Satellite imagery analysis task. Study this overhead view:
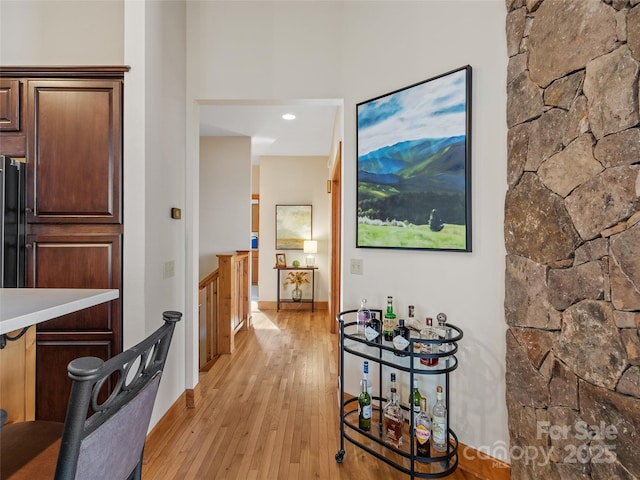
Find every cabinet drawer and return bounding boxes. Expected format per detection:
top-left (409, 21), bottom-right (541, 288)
top-left (0, 134), bottom-right (26, 157)
top-left (0, 79), bottom-right (20, 131)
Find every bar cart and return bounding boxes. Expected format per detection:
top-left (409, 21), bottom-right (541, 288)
top-left (335, 309), bottom-right (463, 479)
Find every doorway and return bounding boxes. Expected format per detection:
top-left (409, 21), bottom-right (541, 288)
top-left (196, 100), bottom-right (344, 367)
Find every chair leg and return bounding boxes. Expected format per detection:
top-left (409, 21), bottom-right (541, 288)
top-left (128, 452), bottom-right (143, 480)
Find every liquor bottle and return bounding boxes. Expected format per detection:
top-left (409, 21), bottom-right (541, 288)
top-left (432, 386), bottom-right (448, 452)
top-left (356, 298), bottom-right (371, 337)
top-left (383, 381), bottom-right (403, 447)
top-left (358, 366), bottom-right (372, 431)
top-left (408, 306), bottom-right (420, 356)
top-left (415, 397), bottom-right (431, 460)
top-left (392, 319), bottom-right (410, 356)
top-left (412, 335), bottom-right (422, 356)
top-left (366, 312), bottom-right (381, 344)
top-left (436, 312), bottom-right (448, 336)
top-left (382, 296), bottom-right (397, 341)
top-left (385, 372), bottom-right (398, 408)
top-left (361, 361), bottom-right (372, 397)
top-left (437, 312), bottom-right (452, 366)
top-left (409, 379), bottom-right (422, 427)
top-left (420, 317), bottom-right (439, 367)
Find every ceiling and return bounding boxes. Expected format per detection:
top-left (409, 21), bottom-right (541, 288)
top-left (199, 100), bottom-right (341, 164)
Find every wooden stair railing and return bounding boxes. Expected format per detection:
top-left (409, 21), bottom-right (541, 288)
top-left (217, 251), bottom-right (250, 354)
top-left (198, 268), bottom-right (219, 371)
top-left (198, 250), bottom-right (251, 369)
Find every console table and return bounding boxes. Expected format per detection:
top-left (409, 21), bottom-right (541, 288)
top-left (274, 266), bottom-right (317, 312)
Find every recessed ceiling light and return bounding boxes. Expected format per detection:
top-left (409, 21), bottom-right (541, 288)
top-left (282, 113), bottom-right (296, 120)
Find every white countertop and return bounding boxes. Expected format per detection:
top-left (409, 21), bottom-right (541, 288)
top-left (0, 288), bottom-right (119, 335)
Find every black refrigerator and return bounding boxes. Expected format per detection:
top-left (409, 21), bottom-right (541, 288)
top-left (1, 155), bottom-right (26, 288)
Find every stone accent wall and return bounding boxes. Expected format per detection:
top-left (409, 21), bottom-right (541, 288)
top-left (505, 0), bottom-right (640, 479)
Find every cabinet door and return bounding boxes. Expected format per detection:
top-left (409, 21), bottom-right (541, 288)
top-left (0, 79), bottom-right (20, 131)
top-left (26, 230), bottom-right (122, 421)
top-left (0, 79), bottom-right (26, 156)
top-left (251, 250), bottom-right (259, 284)
top-left (251, 203), bottom-right (259, 231)
top-left (26, 79), bottom-right (122, 224)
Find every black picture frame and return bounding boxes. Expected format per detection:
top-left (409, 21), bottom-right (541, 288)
top-left (356, 65), bottom-right (472, 252)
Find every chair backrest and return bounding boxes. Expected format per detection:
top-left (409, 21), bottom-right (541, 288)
top-left (54, 310), bottom-right (182, 480)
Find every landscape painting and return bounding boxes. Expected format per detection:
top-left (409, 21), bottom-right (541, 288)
top-left (356, 65), bottom-right (472, 251)
top-left (276, 205), bottom-right (312, 250)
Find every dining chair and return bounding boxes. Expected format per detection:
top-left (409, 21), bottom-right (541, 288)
top-left (0, 310), bottom-right (182, 480)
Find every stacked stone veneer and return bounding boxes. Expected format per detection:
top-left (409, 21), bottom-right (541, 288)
top-left (505, 0), bottom-right (640, 479)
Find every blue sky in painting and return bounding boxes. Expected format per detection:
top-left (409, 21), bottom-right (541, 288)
top-left (357, 69), bottom-right (467, 157)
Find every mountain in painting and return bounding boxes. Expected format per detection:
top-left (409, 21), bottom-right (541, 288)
top-left (358, 136), bottom-right (466, 194)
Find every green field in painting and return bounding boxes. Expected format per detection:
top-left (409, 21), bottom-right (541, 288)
top-left (357, 223), bottom-right (467, 250)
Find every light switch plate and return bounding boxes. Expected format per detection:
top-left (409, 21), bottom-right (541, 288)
top-left (163, 260), bottom-right (175, 279)
top-left (350, 259), bottom-right (363, 275)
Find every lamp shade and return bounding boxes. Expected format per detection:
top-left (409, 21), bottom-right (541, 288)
top-left (303, 240), bottom-right (317, 254)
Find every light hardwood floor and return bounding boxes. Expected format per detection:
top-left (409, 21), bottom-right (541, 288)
top-left (143, 308), bottom-right (488, 480)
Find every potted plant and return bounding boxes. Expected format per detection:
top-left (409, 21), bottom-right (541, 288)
top-left (285, 271), bottom-right (309, 302)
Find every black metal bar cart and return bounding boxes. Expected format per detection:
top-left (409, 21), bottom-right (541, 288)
top-left (335, 309), bottom-right (463, 479)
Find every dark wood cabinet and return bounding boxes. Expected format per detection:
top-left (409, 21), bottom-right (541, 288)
top-left (1, 66), bottom-right (127, 422)
top-left (0, 78), bottom-right (20, 131)
top-left (26, 228), bottom-right (122, 421)
top-left (35, 341), bottom-right (113, 421)
top-left (26, 79), bottom-right (122, 224)
top-left (25, 230), bottom-right (122, 322)
top-left (0, 78), bottom-right (26, 156)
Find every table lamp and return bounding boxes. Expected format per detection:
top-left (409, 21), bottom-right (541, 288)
top-left (303, 240), bottom-right (317, 267)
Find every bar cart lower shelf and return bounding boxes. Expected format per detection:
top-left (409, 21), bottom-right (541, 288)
top-left (335, 309), bottom-right (463, 479)
top-left (335, 402), bottom-right (459, 477)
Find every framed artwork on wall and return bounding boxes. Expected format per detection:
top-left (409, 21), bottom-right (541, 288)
top-left (356, 65), bottom-right (472, 252)
top-left (276, 204), bottom-right (312, 250)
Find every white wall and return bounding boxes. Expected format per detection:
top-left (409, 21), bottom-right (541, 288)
top-left (186, 0), bottom-right (508, 459)
top-left (259, 156), bottom-right (331, 303)
top-left (140, 0), bottom-right (187, 426)
top-left (123, 0), bottom-right (146, 347)
top-left (251, 165), bottom-right (260, 196)
top-left (199, 136), bottom-right (252, 279)
top-left (0, 0), bottom-right (123, 64)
